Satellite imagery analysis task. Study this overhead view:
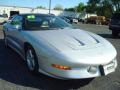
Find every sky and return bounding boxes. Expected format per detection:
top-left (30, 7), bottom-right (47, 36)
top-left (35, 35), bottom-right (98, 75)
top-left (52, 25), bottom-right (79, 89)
top-left (0, 0), bottom-right (88, 9)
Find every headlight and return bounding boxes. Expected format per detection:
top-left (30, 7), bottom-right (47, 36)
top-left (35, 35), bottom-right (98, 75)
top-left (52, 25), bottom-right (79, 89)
top-left (52, 64), bottom-right (71, 70)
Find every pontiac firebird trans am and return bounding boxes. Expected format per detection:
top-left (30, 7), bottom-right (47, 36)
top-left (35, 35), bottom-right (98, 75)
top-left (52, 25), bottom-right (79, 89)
top-left (3, 14), bottom-right (117, 79)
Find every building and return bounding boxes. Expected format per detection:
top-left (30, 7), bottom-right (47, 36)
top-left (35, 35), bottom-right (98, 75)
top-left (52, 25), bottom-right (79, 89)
top-left (0, 5), bottom-right (80, 18)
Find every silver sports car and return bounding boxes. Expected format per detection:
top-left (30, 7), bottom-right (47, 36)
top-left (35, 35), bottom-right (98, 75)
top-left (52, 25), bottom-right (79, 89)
top-left (3, 14), bottom-right (117, 79)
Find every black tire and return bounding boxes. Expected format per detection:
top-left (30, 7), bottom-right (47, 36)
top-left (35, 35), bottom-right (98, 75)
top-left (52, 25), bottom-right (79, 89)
top-left (112, 30), bottom-right (119, 38)
top-left (25, 46), bottom-right (39, 74)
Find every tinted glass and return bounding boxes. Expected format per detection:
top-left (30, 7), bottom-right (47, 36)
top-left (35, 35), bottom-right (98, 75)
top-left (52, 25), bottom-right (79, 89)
top-left (11, 15), bottom-right (22, 26)
top-left (24, 15), bottom-right (72, 30)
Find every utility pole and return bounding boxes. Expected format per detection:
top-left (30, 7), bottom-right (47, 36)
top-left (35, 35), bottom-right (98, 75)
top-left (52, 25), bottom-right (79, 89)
top-left (49, 0), bottom-right (51, 14)
top-left (75, 6), bottom-right (77, 13)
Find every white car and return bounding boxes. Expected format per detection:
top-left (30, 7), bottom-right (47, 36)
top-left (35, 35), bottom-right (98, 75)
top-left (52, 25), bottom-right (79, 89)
top-left (3, 14), bottom-right (117, 79)
top-left (73, 18), bottom-right (78, 23)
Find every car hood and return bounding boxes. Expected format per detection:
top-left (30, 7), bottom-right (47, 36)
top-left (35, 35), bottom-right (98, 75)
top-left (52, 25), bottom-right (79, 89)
top-left (26, 29), bottom-right (100, 50)
top-left (25, 29), bottom-right (117, 65)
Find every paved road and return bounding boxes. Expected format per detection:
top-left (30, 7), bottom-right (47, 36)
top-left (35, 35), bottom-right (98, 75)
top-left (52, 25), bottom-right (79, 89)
top-left (0, 23), bottom-right (120, 90)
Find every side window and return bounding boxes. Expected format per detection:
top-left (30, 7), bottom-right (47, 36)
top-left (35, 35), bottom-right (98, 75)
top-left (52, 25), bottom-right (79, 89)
top-left (11, 15), bottom-right (22, 27)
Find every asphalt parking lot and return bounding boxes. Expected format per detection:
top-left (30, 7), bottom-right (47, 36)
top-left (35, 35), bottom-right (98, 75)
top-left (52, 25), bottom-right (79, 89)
top-left (0, 23), bottom-right (120, 90)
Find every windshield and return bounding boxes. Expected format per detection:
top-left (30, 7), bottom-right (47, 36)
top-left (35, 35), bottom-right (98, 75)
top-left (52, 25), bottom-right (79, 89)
top-left (24, 15), bottom-right (72, 30)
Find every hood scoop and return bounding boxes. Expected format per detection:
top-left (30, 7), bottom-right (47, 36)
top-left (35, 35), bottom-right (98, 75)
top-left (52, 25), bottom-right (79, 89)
top-left (64, 36), bottom-right (99, 50)
top-left (72, 37), bottom-right (85, 46)
top-left (27, 29), bottom-right (100, 51)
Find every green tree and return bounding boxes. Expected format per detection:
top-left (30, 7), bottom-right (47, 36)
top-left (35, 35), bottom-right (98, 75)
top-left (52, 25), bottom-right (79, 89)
top-left (64, 3), bottom-right (85, 12)
top-left (86, 0), bottom-right (116, 18)
top-left (110, 0), bottom-right (120, 12)
top-left (53, 4), bottom-right (63, 10)
top-left (64, 8), bottom-right (75, 12)
top-left (86, 0), bottom-right (100, 13)
top-left (76, 3), bottom-right (86, 12)
top-left (36, 6), bottom-right (46, 9)
top-left (65, 0), bottom-right (119, 18)
top-left (102, 0), bottom-right (113, 17)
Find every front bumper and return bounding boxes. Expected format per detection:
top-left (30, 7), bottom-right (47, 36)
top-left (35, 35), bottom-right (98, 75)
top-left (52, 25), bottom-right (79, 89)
top-left (39, 59), bottom-right (117, 79)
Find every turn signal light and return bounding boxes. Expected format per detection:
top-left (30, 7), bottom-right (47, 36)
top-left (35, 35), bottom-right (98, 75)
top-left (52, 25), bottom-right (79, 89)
top-left (52, 64), bottom-right (71, 70)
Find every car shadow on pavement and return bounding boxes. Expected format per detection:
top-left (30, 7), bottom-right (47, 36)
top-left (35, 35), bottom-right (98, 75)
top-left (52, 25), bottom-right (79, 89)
top-left (0, 39), bottom-right (93, 90)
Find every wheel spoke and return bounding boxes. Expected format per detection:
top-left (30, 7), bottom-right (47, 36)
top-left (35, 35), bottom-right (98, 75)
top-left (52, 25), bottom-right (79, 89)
top-left (26, 49), bottom-right (35, 71)
top-left (29, 50), bottom-right (34, 58)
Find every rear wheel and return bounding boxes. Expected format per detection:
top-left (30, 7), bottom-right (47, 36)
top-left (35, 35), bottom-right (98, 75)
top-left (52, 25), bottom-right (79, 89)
top-left (112, 30), bottom-right (119, 38)
top-left (25, 46), bottom-right (39, 74)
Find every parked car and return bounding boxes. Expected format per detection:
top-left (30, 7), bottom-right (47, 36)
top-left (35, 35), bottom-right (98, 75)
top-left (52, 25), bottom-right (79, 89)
top-left (65, 16), bottom-right (78, 24)
top-left (79, 13), bottom-right (97, 23)
top-left (59, 16), bottom-right (70, 23)
top-left (85, 16), bottom-right (108, 25)
top-left (3, 14), bottom-right (117, 79)
top-left (0, 14), bottom-right (8, 24)
top-left (109, 13), bottom-right (120, 38)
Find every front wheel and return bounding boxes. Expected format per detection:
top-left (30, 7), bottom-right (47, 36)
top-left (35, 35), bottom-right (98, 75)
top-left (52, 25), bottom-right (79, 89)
top-left (25, 46), bottom-right (39, 74)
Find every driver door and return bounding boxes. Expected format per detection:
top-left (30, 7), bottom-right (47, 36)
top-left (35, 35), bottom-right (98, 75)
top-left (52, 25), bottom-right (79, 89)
top-left (7, 15), bottom-right (23, 54)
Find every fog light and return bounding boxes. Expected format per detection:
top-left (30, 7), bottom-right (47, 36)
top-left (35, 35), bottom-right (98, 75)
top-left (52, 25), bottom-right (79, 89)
top-left (52, 64), bottom-right (71, 70)
top-left (88, 66), bottom-right (97, 74)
